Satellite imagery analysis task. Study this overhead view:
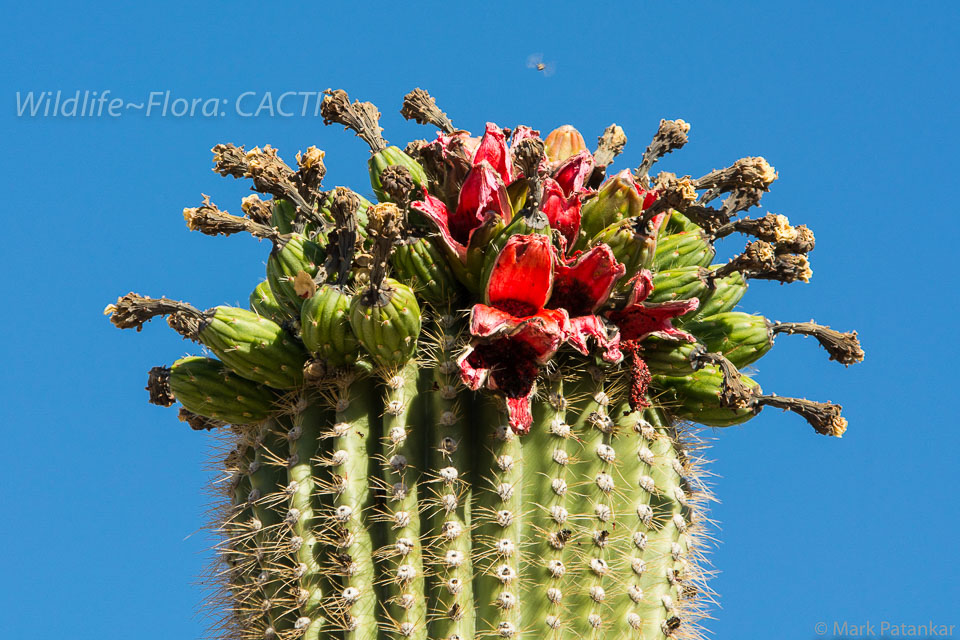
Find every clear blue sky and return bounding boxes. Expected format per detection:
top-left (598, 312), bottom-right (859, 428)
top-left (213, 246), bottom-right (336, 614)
top-left (2, 2), bottom-right (957, 638)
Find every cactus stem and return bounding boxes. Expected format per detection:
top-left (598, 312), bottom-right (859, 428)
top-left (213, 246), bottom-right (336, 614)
top-left (179, 408), bottom-right (225, 431)
top-left (183, 194), bottom-right (280, 242)
top-left (245, 421), bottom-right (297, 636)
top-left (754, 395), bottom-right (848, 437)
top-left (635, 407), bottom-right (696, 640)
top-left (211, 143), bottom-right (320, 224)
top-left (209, 439), bottom-right (257, 638)
top-left (321, 89), bottom-right (388, 154)
top-left (512, 137), bottom-right (547, 210)
top-left (771, 321), bottom-right (864, 365)
top-left (279, 395), bottom-right (330, 639)
top-left (147, 365), bottom-right (175, 406)
top-left (710, 241), bottom-right (812, 284)
top-left (319, 372), bottom-right (381, 640)
top-left (564, 367), bottom-right (622, 639)
top-left (423, 314), bottom-right (476, 640)
top-left (692, 352), bottom-right (755, 410)
top-left (711, 213), bottom-right (815, 254)
top-left (374, 361), bottom-right (427, 640)
top-left (325, 188), bottom-right (361, 287)
top-left (694, 157), bottom-right (777, 204)
top-left (592, 124), bottom-right (627, 172)
top-left (400, 88), bottom-right (456, 134)
top-left (473, 398), bottom-right (524, 640)
top-left (105, 292), bottom-right (208, 334)
top-left (519, 374), bottom-right (571, 638)
top-left (635, 119), bottom-right (691, 187)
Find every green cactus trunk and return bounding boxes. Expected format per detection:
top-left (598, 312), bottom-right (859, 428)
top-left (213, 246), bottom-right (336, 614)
top-left (109, 89), bottom-right (861, 640)
top-left (204, 374), bottom-right (704, 640)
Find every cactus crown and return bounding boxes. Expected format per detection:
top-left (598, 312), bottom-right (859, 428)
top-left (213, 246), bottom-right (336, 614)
top-left (107, 87), bottom-right (862, 640)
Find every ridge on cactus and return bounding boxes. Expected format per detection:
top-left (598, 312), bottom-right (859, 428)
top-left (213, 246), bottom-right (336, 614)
top-left (106, 87), bottom-right (863, 640)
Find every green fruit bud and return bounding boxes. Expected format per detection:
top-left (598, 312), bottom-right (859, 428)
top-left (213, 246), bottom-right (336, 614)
top-left (318, 189), bottom-right (372, 243)
top-left (457, 214), bottom-right (506, 294)
top-left (506, 179), bottom-right (529, 214)
top-left (695, 270), bottom-right (748, 319)
top-left (661, 209), bottom-right (701, 235)
top-left (167, 356), bottom-right (279, 424)
top-left (349, 279), bottom-right (422, 368)
top-left (369, 146), bottom-right (428, 203)
top-left (654, 231), bottom-right (716, 270)
top-left (249, 280), bottom-right (287, 324)
top-left (106, 294), bottom-right (307, 389)
top-left (391, 237), bottom-right (461, 307)
top-left (648, 266), bottom-right (711, 304)
top-left (684, 312), bottom-right (773, 368)
top-left (270, 198), bottom-right (297, 235)
top-left (192, 307), bottom-right (307, 389)
top-left (642, 337), bottom-right (706, 376)
top-left (300, 285), bottom-right (359, 369)
top-left (266, 233), bottom-right (326, 316)
top-left (590, 218), bottom-right (658, 276)
top-left (576, 171), bottom-right (648, 249)
top-left (654, 365), bottom-right (760, 427)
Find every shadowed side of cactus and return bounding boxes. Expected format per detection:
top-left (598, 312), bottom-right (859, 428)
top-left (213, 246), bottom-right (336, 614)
top-left (107, 88), bottom-right (862, 640)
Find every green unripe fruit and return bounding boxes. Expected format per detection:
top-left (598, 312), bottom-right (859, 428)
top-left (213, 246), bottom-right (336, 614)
top-left (654, 232), bottom-right (716, 270)
top-left (249, 280), bottom-right (287, 324)
top-left (266, 233), bottom-right (326, 316)
top-left (300, 285), bottom-right (359, 369)
top-left (695, 270), bottom-right (748, 319)
top-left (642, 337), bottom-right (706, 375)
top-left (349, 279), bottom-right (422, 368)
top-left (576, 171), bottom-right (648, 248)
top-left (662, 209), bottom-right (701, 235)
top-left (192, 307), bottom-right (308, 389)
top-left (271, 198), bottom-right (297, 235)
top-left (457, 215), bottom-right (506, 294)
top-left (590, 218), bottom-right (658, 275)
top-left (318, 189), bottom-right (372, 242)
top-left (391, 237), bottom-right (461, 307)
top-left (647, 266), bottom-right (711, 304)
top-left (506, 179), bottom-right (529, 213)
top-left (654, 365), bottom-right (760, 426)
top-left (168, 356), bottom-right (279, 424)
top-left (369, 146), bottom-right (428, 203)
top-left (685, 312), bottom-right (774, 368)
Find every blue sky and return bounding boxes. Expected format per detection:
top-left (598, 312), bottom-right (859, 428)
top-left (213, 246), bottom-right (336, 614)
top-left (2, 1), bottom-right (957, 638)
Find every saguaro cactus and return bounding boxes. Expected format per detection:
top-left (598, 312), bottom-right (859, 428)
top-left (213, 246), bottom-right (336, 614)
top-left (107, 88), bottom-right (863, 640)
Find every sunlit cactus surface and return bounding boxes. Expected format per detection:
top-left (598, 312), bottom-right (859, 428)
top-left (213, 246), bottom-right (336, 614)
top-left (107, 88), bottom-right (863, 640)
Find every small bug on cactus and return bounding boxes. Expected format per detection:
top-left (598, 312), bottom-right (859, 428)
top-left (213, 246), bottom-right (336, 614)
top-left (107, 87), bottom-right (862, 640)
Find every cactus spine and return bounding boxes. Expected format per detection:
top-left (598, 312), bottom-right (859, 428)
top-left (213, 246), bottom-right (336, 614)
top-left (518, 374), bottom-right (569, 637)
top-left (377, 362), bottom-right (428, 639)
top-left (424, 313), bottom-right (475, 640)
top-left (473, 400), bottom-right (523, 639)
top-left (323, 373), bottom-right (380, 639)
top-left (108, 88), bottom-right (863, 640)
